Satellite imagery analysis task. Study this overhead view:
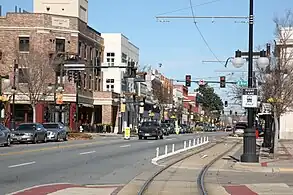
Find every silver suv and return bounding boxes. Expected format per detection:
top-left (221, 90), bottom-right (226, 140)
top-left (0, 124), bottom-right (11, 147)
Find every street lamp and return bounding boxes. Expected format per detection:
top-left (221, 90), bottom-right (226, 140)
top-left (114, 97), bottom-right (126, 134)
top-left (231, 50), bottom-right (246, 68)
top-left (231, 0), bottom-right (270, 163)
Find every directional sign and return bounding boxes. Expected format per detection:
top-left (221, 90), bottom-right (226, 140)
top-left (237, 80), bottom-right (248, 87)
top-left (242, 88), bottom-right (258, 108)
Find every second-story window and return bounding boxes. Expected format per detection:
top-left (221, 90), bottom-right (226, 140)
top-left (19, 37), bottom-right (30, 52)
top-left (56, 38), bottom-right (65, 53)
top-left (89, 75), bottom-right (92, 90)
top-left (106, 79), bottom-right (114, 92)
top-left (83, 73), bottom-right (87, 89)
top-left (78, 42), bottom-right (82, 57)
top-left (106, 52), bottom-right (115, 66)
top-left (84, 44), bottom-right (87, 59)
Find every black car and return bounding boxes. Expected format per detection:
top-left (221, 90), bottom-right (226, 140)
top-left (138, 121), bottom-right (163, 140)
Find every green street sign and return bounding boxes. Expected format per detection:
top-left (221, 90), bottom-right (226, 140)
top-left (237, 80), bottom-right (248, 87)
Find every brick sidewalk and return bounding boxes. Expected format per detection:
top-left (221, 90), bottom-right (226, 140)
top-left (9, 184), bottom-right (123, 195)
top-left (205, 138), bottom-right (293, 195)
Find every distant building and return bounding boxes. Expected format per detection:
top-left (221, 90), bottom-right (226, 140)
top-left (101, 33), bottom-right (139, 130)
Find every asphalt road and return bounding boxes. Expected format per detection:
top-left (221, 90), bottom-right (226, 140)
top-left (0, 132), bottom-right (227, 194)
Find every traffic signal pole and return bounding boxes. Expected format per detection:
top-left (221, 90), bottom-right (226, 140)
top-left (176, 80), bottom-right (237, 85)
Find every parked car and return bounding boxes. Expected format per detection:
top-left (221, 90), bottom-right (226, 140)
top-left (0, 124), bottom-right (11, 147)
top-left (234, 122), bottom-right (247, 136)
top-left (11, 123), bottom-right (47, 144)
top-left (160, 123), bottom-right (170, 136)
top-left (43, 122), bottom-right (68, 141)
top-left (138, 121), bottom-right (163, 140)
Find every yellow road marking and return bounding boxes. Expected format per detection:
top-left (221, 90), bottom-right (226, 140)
top-left (0, 140), bottom-right (111, 156)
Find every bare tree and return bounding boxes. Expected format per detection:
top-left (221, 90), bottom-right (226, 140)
top-left (260, 10), bottom-right (293, 155)
top-left (17, 49), bottom-right (54, 122)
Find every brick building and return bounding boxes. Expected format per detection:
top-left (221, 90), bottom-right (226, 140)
top-left (0, 7), bottom-right (118, 130)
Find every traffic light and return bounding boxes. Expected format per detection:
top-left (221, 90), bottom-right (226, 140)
top-left (224, 101), bottom-right (228, 107)
top-left (185, 75), bottom-right (191, 87)
top-left (230, 110), bottom-right (232, 115)
top-left (220, 76), bottom-right (226, 88)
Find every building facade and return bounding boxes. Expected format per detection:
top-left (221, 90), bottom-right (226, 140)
top-left (101, 33), bottom-right (139, 131)
top-left (0, 2), bottom-right (111, 131)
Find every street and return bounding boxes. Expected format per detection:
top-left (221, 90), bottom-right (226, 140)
top-left (0, 132), bottom-right (226, 194)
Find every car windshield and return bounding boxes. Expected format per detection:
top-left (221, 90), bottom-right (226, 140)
top-left (43, 124), bottom-right (59, 129)
top-left (16, 124), bottom-right (36, 131)
top-left (142, 122), bottom-right (157, 127)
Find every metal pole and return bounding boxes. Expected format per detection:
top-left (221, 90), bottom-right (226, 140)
top-left (11, 61), bottom-right (17, 130)
top-left (75, 80), bottom-right (79, 131)
top-left (53, 71), bottom-right (58, 122)
top-left (240, 0), bottom-right (258, 163)
top-left (59, 63), bottom-right (63, 122)
top-left (263, 114), bottom-right (272, 148)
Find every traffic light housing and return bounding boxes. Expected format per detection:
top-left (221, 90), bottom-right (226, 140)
top-left (224, 101), bottom-right (228, 107)
top-left (185, 75), bottom-right (191, 87)
top-left (220, 76), bottom-right (226, 88)
top-left (230, 110), bottom-right (232, 115)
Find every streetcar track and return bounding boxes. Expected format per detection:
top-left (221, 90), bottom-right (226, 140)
top-left (137, 138), bottom-right (229, 195)
top-left (197, 141), bottom-right (240, 195)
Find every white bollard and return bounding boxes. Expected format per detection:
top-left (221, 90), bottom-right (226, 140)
top-left (184, 141), bottom-right (187, 149)
top-left (165, 145), bottom-right (168, 155)
top-left (207, 136), bottom-right (209, 142)
top-left (193, 138), bottom-right (196, 146)
top-left (156, 147), bottom-right (159, 158)
top-left (204, 136), bottom-right (206, 142)
top-left (201, 137), bottom-right (203, 143)
top-left (172, 144), bottom-right (175, 152)
top-left (197, 137), bottom-right (200, 145)
top-left (189, 140), bottom-right (192, 148)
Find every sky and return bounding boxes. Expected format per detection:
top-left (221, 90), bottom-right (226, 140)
top-left (1, 0), bottom-right (292, 111)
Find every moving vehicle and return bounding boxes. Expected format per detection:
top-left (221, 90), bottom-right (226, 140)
top-left (138, 121), bottom-right (163, 140)
top-left (11, 123), bottom-right (47, 144)
top-left (43, 122), bottom-right (68, 141)
top-left (0, 124), bottom-right (11, 147)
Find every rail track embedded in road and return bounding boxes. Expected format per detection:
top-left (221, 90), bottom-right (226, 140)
top-left (137, 138), bottom-right (234, 195)
top-left (197, 141), bottom-right (240, 195)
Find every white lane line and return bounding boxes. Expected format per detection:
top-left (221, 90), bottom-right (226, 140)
top-left (8, 161), bottom-right (36, 168)
top-left (79, 150), bottom-right (96, 155)
top-left (147, 141), bottom-right (154, 144)
top-left (166, 138), bottom-right (173, 141)
top-left (120, 144), bottom-right (131, 148)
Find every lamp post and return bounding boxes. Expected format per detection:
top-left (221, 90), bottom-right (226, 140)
top-left (231, 0), bottom-right (269, 162)
top-left (11, 60), bottom-right (18, 130)
top-left (114, 96), bottom-right (126, 134)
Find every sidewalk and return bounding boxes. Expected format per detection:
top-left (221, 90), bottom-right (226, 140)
top-left (117, 138), bottom-right (237, 195)
top-left (205, 139), bottom-right (293, 195)
top-left (9, 184), bottom-right (123, 195)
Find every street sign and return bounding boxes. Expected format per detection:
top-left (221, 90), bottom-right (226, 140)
top-left (261, 103), bottom-right (272, 114)
top-left (242, 88), bottom-right (258, 108)
top-left (237, 80), bottom-right (248, 87)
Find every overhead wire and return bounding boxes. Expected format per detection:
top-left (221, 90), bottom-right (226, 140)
top-left (189, 0), bottom-right (223, 65)
top-left (157, 0), bottom-right (221, 16)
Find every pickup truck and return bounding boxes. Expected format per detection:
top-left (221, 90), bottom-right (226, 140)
top-left (138, 121), bottom-right (163, 140)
